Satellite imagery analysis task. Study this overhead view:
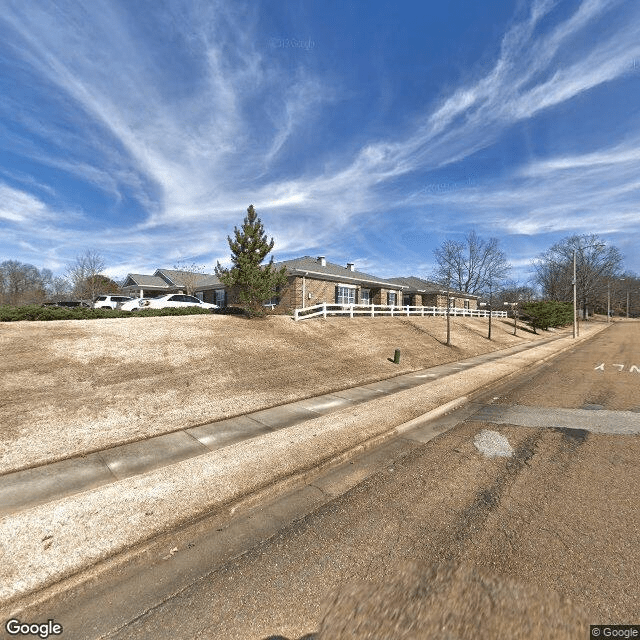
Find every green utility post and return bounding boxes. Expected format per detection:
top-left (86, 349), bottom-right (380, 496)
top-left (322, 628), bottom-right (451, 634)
top-left (393, 349), bottom-right (401, 364)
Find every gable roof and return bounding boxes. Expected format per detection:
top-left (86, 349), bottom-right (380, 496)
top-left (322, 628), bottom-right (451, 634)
top-left (388, 276), bottom-right (479, 298)
top-left (154, 269), bottom-right (222, 288)
top-left (123, 274), bottom-right (172, 288)
top-left (277, 256), bottom-right (407, 289)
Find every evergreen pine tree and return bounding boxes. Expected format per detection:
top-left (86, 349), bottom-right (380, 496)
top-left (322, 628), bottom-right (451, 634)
top-left (215, 205), bottom-right (288, 316)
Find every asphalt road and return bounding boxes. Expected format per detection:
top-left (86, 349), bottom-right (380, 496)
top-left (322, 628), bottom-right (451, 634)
top-left (10, 322), bottom-right (639, 640)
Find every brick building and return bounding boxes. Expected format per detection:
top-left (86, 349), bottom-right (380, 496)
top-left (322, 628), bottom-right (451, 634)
top-left (122, 259), bottom-right (477, 312)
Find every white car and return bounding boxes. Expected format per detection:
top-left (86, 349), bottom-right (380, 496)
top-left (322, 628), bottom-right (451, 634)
top-left (93, 295), bottom-right (134, 309)
top-left (119, 294), bottom-right (218, 311)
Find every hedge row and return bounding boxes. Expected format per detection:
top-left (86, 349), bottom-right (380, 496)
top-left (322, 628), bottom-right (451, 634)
top-left (0, 305), bottom-right (249, 322)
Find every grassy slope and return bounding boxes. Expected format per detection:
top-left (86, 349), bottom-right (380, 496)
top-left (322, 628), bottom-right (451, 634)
top-left (0, 314), bottom-right (555, 474)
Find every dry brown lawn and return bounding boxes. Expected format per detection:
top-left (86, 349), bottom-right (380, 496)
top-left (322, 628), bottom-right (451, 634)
top-left (0, 314), bottom-right (555, 475)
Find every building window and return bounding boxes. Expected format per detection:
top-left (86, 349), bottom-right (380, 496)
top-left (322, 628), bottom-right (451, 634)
top-left (387, 292), bottom-right (397, 306)
top-left (403, 294), bottom-right (411, 306)
top-left (360, 289), bottom-right (370, 305)
top-left (214, 289), bottom-right (226, 307)
top-left (336, 285), bottom-right (356, 304)
top-left (464, 299), bottom-right (470, 309)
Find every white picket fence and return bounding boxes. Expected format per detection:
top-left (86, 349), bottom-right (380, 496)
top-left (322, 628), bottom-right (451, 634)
top-left (294, 303), bottom-right (508, 321)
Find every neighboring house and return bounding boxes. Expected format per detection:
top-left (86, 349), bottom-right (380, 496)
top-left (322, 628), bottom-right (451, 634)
top-left (272, 256), bottom-right (407, 309)
top-left (122, 269), bottom-right (226, 305)
top-left (387, 276), bottom-right (479, 310)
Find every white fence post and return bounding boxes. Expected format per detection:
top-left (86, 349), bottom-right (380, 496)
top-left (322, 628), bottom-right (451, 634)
top-left (323, 302), bottom-right (327, 319)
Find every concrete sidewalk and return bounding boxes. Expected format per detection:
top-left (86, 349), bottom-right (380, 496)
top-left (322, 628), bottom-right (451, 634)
top-left (2, 331), bottom-right (575, 517)
top-left (0, 323), bottom-right (608, 611)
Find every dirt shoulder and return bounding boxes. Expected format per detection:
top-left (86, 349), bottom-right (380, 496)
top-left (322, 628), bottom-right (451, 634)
top-left (1, 314), bottom-right (566, 474)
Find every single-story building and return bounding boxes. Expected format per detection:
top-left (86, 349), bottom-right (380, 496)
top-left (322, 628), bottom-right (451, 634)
top-left (121, 259), bottom-right (477, 312)
top-left (387, 276), bottom-right (479, 310)
top-left (273, 256), bottom-right (407, 309)
top-left (122, 258), bottom-right (408, 310)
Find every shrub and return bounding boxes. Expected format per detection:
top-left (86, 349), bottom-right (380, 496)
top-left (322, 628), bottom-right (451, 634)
top-left (0, 305), bottom-right (121, 321)
top-left (210, 305), bottom-right (249, 316)
top-left (519, 301), bottom-right (573, 333)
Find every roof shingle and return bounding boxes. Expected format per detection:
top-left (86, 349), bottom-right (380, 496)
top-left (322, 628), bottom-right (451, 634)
top-left (277, 256), bottom-right (407, 288)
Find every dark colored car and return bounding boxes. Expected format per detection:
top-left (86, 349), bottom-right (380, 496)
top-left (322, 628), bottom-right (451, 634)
top-left (42, 300), bottom-right (92, 308)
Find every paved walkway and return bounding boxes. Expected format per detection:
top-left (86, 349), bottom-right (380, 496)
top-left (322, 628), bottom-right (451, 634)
top-left (0, 333), bottom-right (570, 517)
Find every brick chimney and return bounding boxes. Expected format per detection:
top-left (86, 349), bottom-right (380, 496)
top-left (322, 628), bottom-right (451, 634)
top-left (346, 262), bottom-right (355, 271)
top-left (317, 256), bottom-right (326, 267)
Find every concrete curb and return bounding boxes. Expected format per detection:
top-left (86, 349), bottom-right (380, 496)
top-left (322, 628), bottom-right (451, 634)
top-left (0, 323), bottom-right (608, 612)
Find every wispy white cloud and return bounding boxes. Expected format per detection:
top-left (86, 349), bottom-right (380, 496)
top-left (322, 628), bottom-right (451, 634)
top-left (1, 0), bottom-right (639, 274)
top-left (0, 183), bottom-right (53, 223)
top-left (404, 133), bottom-right (640, 242)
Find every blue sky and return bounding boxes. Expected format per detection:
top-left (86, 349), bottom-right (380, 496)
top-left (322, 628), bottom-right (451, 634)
top-left (1, 0), bottom-right (640, 284)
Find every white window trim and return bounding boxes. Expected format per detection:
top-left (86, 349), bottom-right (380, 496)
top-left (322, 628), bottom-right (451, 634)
top-left (336, 284), bottom-right (357, 305)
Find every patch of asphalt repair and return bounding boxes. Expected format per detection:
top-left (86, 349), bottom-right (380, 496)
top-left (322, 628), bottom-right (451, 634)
top-left (473, 430), bottom-right (514, 457)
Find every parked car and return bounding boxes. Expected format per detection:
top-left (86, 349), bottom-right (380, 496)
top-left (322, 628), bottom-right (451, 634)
top-left (119, 294), bottom-right (218, 312)
top-left (118, 297), bottom-right (151, 311)
top-left (93, 295), bottom-right (134, 309)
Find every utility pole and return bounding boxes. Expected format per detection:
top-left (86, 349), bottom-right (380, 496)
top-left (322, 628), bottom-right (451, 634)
top-left (446, 271), bottom-right (451, 346)
top-left (488, 281), bottom-right (492, 341)
top-left (573, 249), bottom-right (578, 338)
top-left (620, 278), bottom-right (630, 319)
top-left (627, 289), bottom-right (630, 319)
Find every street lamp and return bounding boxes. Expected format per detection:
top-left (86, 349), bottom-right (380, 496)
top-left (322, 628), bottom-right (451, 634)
top-left (620, 278), bottom-right (630, 319)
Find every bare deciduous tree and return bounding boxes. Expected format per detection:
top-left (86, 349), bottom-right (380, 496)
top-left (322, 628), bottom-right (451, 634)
top-left (0, 260), bottom-right (50, 305)
top-left (65, 250), bottom-right (106, 301)
top-left (50, 275), bottom-right (72, 299)
top-left (493, 281), bottom-right (537, 307)
top-left (172, 262), bottom-right (208, 295)
top-left (534, 234), bottom-right (623, 318)
top-left (432, 231), bottom-right (510, 296)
